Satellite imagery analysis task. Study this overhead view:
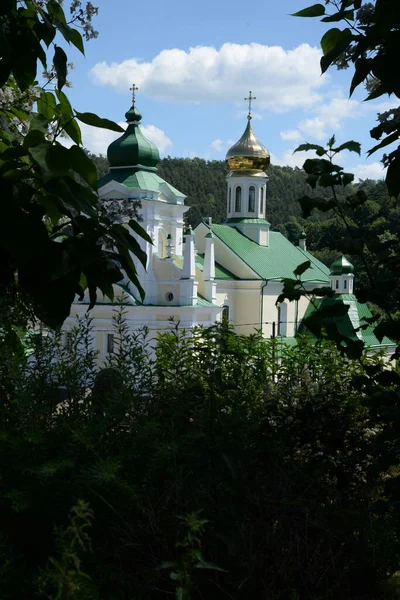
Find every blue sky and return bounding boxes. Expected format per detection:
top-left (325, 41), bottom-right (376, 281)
top-left (64, 0), bottom-right (396, 180)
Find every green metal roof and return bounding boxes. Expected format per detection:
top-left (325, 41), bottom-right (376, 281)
top-left (224, 218), bottom-right (271, 225)
top-left (99, 169), bottom-right (185, 199)
top-left (299, 294), bottom-right (394, 349)
top-left (210, 224), bottom-right (330, 283)
top-left (107, 102), bottom-right (160, 170)
top-left (196, 294), bottom-right (219, 308)
top-left (330, 255), bottom-right (354, 275)
top-left (195, 254), bottom-right (239, 281)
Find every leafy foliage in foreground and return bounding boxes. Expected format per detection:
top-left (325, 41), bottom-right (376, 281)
top-left (0, 1), bottom-right (149, 330)
top-left (292, 0), bottom-right (400, 198)
top-left (1, 313), bottom-right (400, 599)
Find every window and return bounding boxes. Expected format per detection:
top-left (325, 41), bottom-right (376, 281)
top-left (277, 303), bottom-right (287, 336)
top-left (235, 186), bottom-right (242, 212)
top-left (228, 187), bottom-right (232, 213)
top-left (344, 279), bottom-right (347, 289)
top-left (222, 305), bottom-right (230, 322)
top-left (260, 187), bottom-right (264, 215)
top-left (107, 333), bottom-right (114, 354)
top-left (336, 279), bottom-right (339, 290)
top-left (248, 186), bottom-right (255, 212)
top-left (166, 292), bottom-right (174, 302)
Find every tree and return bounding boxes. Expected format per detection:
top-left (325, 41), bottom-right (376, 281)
top-left (0, 0), bottom-right (150, 330)
top-left (292, 0), bottom-right (400, 198)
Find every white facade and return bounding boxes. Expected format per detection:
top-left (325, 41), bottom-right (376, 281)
top-left (65, 106), bottom-right (332, 364)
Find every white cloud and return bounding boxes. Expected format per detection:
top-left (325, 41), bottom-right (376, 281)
top-left (90, 43), bottom-right (327, 112)
top-left (280, 129), bottom-right (302, 142)
top-left (352, 162), bottom-right (386, 181)
top-left (141, 125), bottom-right (172, 153)
top-left (298, 97), bottom-right (361, 141)
top-left (61, 122), bottom-right (172, 156)
top-left (210, 139), bottom-right (223, 152)
top-left (270, 149), bottom-right (313, 169)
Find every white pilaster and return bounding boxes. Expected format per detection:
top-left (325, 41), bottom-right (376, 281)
top-left (203, 232), bottom-right (215, 280)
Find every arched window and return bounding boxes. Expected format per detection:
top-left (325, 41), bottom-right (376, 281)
top-left (235, 186), bottom-right (242, 212)
top-left (222, 305), bottom-right (230, 322)
top-left (248, 186), bottom-right (255, 212)
top-left (260, 187), bottom-right (264, 215)
top-left (344, 279), bottom-right (347, 290)
top-left (228, 187), bottom-right (232, 213)
top-left (277, 302), bottom-right (287, 336)
top-left (336, 279), bottom-right (339, 290)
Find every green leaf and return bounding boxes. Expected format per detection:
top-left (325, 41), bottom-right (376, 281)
top-left (350, 58), bottom-right (372, 96)
top-left (37, 91), bottom-right (57, 120)
top-left (63, 118), bottom-right (82, 145)
top-left (291, 4), bottom-right (325, 17)
top-left (69, 145), bottom-right (97, 188)
top-left (69, 28), bottom-right (85, 55)
top-left (333, 140), bottom-right (361, 155)
top-left (385, 152), bottom-right (400, 198)
top-left (30, 113), bottom-right (50, 133)
top-left (75, 112), bottom-right (124, 132)
top-left (327, 135), bottom-right (336, 148)
top-left (321, 27), bottom-right (347, 55)
top-left (29, 143), bottom-right (71, 179)
top-left (320, 29), bottom-right (352, 74)
top-left (128, 219), bottom-right (153, 245)
top-left (110, 225), bottom-right (148, 269)
top-left (55, 90), bottom-right (73, 117)
top-left (53, 45), bottom-right (67, 90)
top-left (367, 132), bottom-right (399, 156)
top-left (294, 143), bottom-right (325, 156)
top-left (23, 129), bottom-right (46, 148)
top-left (45, 177), bottom-right (98, 218)
top-left (321, 9), bottom-right (354, 22)
top-left (342, 172), bottom-right (354, 186)
top-left (293, 261), bottom-right (311, 277)
top-left (56, 21), bottom-right (85, 54)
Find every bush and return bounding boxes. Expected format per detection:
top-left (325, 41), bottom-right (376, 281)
top-left (0, 310), bottom-right (399, 599)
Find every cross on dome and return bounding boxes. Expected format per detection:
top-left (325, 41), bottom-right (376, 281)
top-left (129, 83), bottom-right (139, 104)
top-left (245, 91), bottom-right (256, 120)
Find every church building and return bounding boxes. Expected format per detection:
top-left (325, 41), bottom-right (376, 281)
top-left (66, 91), bottom-right (394, 361)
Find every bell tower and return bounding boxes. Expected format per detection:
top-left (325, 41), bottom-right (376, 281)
top-left (225, 92), bottom-right (270, 246)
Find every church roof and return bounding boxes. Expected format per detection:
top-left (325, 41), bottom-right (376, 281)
top-left (99, 169), bottom-right (185, 199)
top-left (209, 223), bottom-right (330, 283)
top-left (299, 293), bottom-right (394, 349)
top-left (195, 254), bottom-right (239, 280)
top-left (330, 255), bottom-right (355, 275)
top-left (107, 102), bottom-right (160, 171)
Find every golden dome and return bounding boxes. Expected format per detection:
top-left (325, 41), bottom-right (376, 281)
top-left (226, 117), bottom-right (270, 172)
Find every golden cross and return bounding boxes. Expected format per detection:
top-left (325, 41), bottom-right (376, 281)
top-left (244, 91), bottom-right (256, 118)
top-left (129, 83), bottom-right (139, 104)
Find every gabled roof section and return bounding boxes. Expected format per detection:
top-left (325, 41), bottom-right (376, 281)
top-left (299, 294), bottom-right (394, 349)
top-left (195, 254), bottom-right (239, 280)
top-left (210, 224), bottom-right (330, 283)
top-left (99, 169), bottom-right (186, 204)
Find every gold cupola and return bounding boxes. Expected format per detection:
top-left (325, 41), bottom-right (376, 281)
top-left (226, 92), bottom-right (270, 173)
top-left (226, 116), bottom-right (270, 173)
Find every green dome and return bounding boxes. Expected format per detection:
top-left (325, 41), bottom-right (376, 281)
top-left (330, 255), bottom-right (354, 275)
top-left (107, 103), bottom-right (160, 171)
top-left (299, 231), bottom-right (307, 240)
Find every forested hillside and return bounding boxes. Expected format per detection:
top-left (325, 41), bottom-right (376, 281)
top-left (92, 153), bottom-right (339, 227)
top-left (92, 153), bottom-right (399, 311)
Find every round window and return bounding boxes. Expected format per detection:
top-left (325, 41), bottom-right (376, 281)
top-left (166, 292), bottom-right (174, 302)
